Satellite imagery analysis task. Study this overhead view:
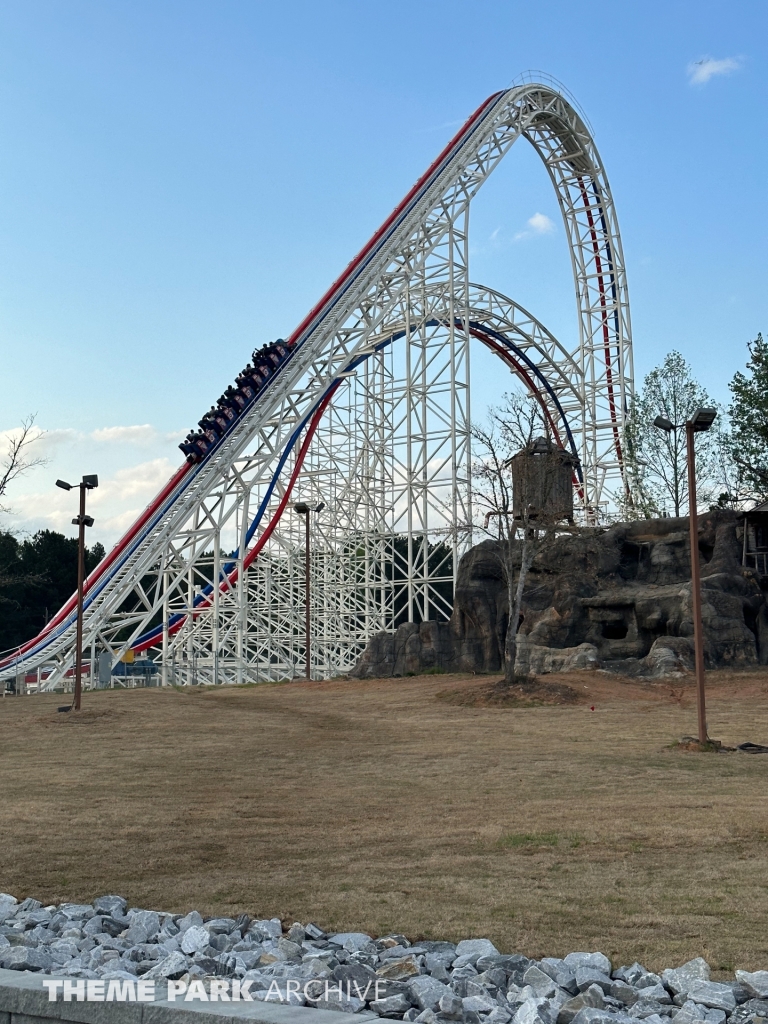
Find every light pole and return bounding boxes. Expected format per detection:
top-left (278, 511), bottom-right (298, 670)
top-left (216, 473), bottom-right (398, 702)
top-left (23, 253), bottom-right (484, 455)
top-left (56, 475), bottom-right (98, 710)
top-left (293, 501), bottom-right (324, 680)
top-left (653, 408), bottom-right (716, 743)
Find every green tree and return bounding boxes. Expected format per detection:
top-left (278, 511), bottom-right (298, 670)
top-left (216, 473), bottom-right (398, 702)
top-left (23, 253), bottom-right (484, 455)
top-left (0, 530), bottom-right (104, 653)
top-left (727, 333), bottom-right (768, 499)
top-left (623, 351), bottom-right (717, 517)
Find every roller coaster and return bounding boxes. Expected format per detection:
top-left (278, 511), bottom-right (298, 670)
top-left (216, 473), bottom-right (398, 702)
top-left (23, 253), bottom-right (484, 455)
top-left (0, 74), bottom-right (634, 688)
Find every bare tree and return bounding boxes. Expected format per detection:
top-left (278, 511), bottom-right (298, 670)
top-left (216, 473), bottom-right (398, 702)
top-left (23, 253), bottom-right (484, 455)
top-left (470, 392), bottom-right (572, 682)
top-left (0, 415), bottom-right (46, 516)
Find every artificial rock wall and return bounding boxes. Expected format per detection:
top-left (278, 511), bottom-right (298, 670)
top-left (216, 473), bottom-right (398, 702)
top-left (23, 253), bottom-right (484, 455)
top-left (351, 511), bottom-right (768, 678)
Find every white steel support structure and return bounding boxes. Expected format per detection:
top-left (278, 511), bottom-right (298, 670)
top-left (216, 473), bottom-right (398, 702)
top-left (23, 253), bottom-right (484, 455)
top-left (1, 77), bottom-right (634, 690)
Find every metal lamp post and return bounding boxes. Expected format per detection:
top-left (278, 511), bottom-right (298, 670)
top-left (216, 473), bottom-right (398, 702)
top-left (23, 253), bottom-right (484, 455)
top-left (293, 501), bottom-right (325, 680)
top-left (653, 408), bottom-right (716, 742)
top-left (56, 475), bottom-right (98, 710)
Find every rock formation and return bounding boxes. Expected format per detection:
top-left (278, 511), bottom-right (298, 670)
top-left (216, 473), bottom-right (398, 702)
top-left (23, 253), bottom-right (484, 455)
top-left (351, 511), bottom-right (768, 678)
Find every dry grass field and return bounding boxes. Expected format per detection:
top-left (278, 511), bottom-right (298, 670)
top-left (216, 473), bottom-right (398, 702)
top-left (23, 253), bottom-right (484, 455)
top-left (1, 670), bottom-right (768, 974)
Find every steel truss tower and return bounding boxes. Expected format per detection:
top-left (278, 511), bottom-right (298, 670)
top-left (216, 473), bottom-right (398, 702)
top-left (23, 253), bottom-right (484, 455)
top-left (1, 76), bottom-right (634, 689)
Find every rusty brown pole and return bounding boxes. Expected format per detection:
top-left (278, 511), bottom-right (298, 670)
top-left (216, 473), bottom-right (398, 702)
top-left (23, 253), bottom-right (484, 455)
top-left (74, 482), bottom-right (87, 712)
top-left (686, 421), bottom-right (707, 743)
top-left (304, 509), bottom-right (311, 681)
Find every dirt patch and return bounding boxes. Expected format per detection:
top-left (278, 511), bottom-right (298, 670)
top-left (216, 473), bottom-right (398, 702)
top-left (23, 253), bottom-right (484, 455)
top-left (437, 675), bottom-right (579, 707)
top-left (672, 736), bottom-right (730, 753)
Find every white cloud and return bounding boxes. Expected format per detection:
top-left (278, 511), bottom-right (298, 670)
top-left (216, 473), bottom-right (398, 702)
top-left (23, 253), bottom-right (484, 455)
top-left (527, 212), bottom-right (555, 234)
top-left (514, 212), bottom-right (556, 241)
top-left (0, 418), bottom-right (184, 548)
top-left (687, 56), bottom-right (743, 85)
top-left (90, 424), bottom-right (160, 445)
top-left (7, 457), bottom-right (178, 545)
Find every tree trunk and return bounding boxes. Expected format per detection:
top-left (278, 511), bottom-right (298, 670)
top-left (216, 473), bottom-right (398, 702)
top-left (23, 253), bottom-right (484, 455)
top-left (504, 531), bottom-right (535, 683)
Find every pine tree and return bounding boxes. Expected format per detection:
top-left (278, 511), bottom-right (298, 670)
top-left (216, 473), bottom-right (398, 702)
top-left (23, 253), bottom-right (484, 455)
top-left (727, 333), bottom-right (768, 498)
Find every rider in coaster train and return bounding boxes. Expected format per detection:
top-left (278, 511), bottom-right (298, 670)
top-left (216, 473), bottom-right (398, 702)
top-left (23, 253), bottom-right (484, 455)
top-left (198, 409), bottom-right (223, 439)
top-left (236, 366), bottom-right (255, 393)
top-left (235, 372), bottom-right (256, 401)
top-left (198, 418), bottom-right (219, 444)
top-left (179, 432), bottom-right (199, 461)
top-left (210, 406), bottom-right (230, 432)
top-left (217, 398), bottom-right (237, 422)
top-left (180, 337), bottom-right (293, 464)
top-left (224, 384), bottom-right (247, 411)
top-left (250, 362), bottom-right (270, 386)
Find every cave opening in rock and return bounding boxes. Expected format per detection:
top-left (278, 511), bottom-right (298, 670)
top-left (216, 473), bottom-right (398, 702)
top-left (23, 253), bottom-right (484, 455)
top-left (601, 621), bottom-right (629, 640)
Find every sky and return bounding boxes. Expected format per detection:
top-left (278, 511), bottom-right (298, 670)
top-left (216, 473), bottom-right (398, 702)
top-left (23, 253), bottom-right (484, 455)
top-left (1, 0), bottom-right (766, 547)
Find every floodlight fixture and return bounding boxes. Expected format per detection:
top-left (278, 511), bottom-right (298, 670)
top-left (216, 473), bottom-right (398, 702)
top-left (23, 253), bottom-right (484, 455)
top-left (690, 407), bottom-right (717, 433)
top-left (56, 479), bottom-right (72, 491)
top-left (653, 416), bottom-right (674, 432)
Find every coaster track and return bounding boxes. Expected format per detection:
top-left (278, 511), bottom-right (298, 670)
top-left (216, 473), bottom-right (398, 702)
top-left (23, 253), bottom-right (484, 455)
top-left (1, 76), bottom-right (633, 686)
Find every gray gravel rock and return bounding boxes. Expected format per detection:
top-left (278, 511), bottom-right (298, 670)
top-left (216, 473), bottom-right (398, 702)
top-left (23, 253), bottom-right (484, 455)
top-left (439, 991), bottom-right (464, 1019)
top-left (177, 910), bottom-right (203, 934)
top-left (334, 963), bottom-right (378, 989)
top-left (82, 915), bottom-right (107, 936)
top-left (144, 951), bottom-right (189, 979)
top-left (464, 992), bottom-right (499, 1013)
top-left (559, 986), bottom-right (606, 1024)
top-left (629, 1000), bottom-right (673, 1019)
top-left (311, 989), bottom-right (362, 1012)
top-left (484, 954), bottom-right (531, 982)
top-left (637, 975), bottom-right (666, 991)
top-left (576, 969), bottom-right (614, 995)
top-left (408, 975), bottom-right (451, 1011)
top-left (330, 932), bottom-right (373, 952)
top-left (686, 983), bottom-right (737, 1014)
top-left (514, 996), bottom-right (557, 1024)
top-left (180, 924), bottom-right (210, 954)
top-left (664, 962), bottom-right (713, 997)
top-left (130, 911), bottom-right (160, 941)
top-left (373, 993), bottom-right (414, 1017)
top-left (425, 956), bottom-right (450, 982)
top-left (542, 959), bottom-right (578, 996)
top-left (612, 982), bottom-right (640, 1006)
top-left (525, 966), bottom-right (559, 999)
top-left (457, 939), bottom-right (500, 960)
top-left (277, 937), bottom-right (302, 960)
top-left (569, 1009), bottom-right (619, 1024)
top-left (1, 945), bottom-right (53, 971)
top-left (728, 999), bottom-right (768, 1024)
top-left (565, 954), bottom-right (613, 976)
top-left (93, 895), bottom-right (127, 917)
top-left (671, 999), bottom-right (708, 1024)
top-left (637, 985), bottom-right (673, 1006)
top-left (735, 975), bottom-right (768, 1001)
top-left (378, 956), bottom-right (422, 981)
top-left (59, 903), bottom-right (93, 920)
